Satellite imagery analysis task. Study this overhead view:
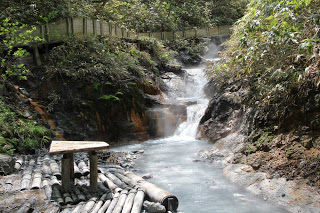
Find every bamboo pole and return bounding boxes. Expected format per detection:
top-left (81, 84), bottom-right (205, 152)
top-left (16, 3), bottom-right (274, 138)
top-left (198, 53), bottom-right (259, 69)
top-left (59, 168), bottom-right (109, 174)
top-left (74, 162), bottom-right (82, 178)
top-left (98, 181), bottom-right (110, 192)
top-left (63, 192), bottom-right (74, 204)
top-left (16, 197), bottom-right (36, 213)
top-left (98, 173), bottom-right (118, 191)
top-left (122, 189), bottom-right (136, 213)
top-left (78, 160), bottom-right (90, 176)
top-left (97, 200), bottom-right (111, 213)
top-left (105, 192), bottom-right (120, 213)
top-left (50, 175), bottom-right (60, 186)
top-left (14, 157), bottom-right (24, 170)
top-left (71, 202), bottom-right (85, 213)
top-left (130, 188), bottom-right (145, 213)
top-left (31, 170), bottom-right (42, 189)
top-left (105, 172), bottom-right (128, 188)
top-left (90, 193), bottom-right (108, 213)
top-left (112, 189), bottom-right (129, 213)
top-left (20, 170), bottom-right (32, 191)
top-left (125, 172), bottom-right (179, 211)
top-left (50, 160), bottom-right (61, 180)
top-left (41, 163), bottom-right (51, 178)
top-left (114, 172), bottom-right (135, 187)
top-left (83, 197), bottom-right (98, 213)
top-left (73, 186), bottom-right (86, 202)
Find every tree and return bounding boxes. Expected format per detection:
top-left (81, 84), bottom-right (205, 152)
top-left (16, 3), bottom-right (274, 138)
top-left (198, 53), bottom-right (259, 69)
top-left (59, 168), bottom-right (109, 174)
top-left (0, 18), bottom-right (41, 92)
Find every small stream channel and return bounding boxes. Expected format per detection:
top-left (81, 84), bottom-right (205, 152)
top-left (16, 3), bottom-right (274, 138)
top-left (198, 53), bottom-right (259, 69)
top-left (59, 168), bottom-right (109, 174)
top-left (111, 58), bottom-right (290, 212)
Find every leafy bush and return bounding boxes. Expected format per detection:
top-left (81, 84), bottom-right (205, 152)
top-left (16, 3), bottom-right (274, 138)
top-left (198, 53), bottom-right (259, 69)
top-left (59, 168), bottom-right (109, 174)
top-left (45, 35), bottom-right (173, 83)
top-left (0, 98), bottom-right (51, 154)
top-left (207, 0), bottom-right (320, 122)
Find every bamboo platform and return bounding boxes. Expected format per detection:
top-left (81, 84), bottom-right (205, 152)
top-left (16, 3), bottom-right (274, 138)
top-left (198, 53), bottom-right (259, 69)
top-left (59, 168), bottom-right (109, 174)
top-left (11, 151), bottom-right (179, 212)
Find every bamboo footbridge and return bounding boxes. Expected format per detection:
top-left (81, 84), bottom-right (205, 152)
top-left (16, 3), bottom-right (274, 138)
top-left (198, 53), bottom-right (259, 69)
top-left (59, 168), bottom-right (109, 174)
top-left (31, 17), bottom-right (232, 42)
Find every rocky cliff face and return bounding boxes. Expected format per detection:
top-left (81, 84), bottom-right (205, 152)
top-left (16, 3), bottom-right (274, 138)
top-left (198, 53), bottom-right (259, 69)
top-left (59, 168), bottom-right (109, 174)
top-left (197, 78), bottom-right (320, 212)
top-left (5, 62), bottom-right (188, 147)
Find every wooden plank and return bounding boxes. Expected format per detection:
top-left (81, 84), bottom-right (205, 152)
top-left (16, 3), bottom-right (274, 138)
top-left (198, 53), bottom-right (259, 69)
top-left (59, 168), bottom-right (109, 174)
top-left (163, 32), bottom-right (174, 41)
top-left (185, 29), bottom-right (195, 38)
top-left (96, 20), bottom-right (101, 35)
top-left (219, 25), bottom-right (232, 35)
top-left (209, 26), bottom-right (219, 36)
top-left (73, 17), bottom-right (84, 34)
top-left (102, 21), bottom-right (109, 36)
top-left (197, 28), bottom-right (207, 37)
top-left (49, 141), bottom-right (109, 155)
top-left (49, 19), bottom-right (68, 38)
top-left (174, 31), bottom-right (184, 40)
top-left (115, 26), bottom-right (122, 37)
top-left (87, 19), bottom-right (94, 34)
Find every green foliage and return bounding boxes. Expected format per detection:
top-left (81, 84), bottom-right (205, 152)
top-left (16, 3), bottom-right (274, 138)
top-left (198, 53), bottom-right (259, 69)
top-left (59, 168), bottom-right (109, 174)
top-left (0, 18), bottom-right (41, 82)
top-left (0, 98), bottom-right (51, 154)
top-left (207, 0), bottom-right (320, 121)
top-left (1, 0), bottom-right (248, 32)
top-left (0, 0), bottom-right (70, 25)
top-left (45, 35), bottom-right (172, 82)
top-left (97, 0), bottom-right (248, 32)
top-left (99, 94), bottom-right (121, 104)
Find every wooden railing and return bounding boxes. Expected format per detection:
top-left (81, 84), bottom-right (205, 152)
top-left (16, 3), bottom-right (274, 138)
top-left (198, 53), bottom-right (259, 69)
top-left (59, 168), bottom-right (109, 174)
top-left (31, 17), bottom-right (232, 42)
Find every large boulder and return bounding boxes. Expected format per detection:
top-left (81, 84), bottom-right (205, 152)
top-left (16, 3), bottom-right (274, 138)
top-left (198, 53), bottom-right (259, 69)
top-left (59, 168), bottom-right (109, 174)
top-left (0, 154), bottom-right (15, 176)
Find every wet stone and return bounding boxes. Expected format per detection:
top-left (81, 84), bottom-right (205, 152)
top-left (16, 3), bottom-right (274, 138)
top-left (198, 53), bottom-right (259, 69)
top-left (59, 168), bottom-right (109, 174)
top-left (0, 154), bottom-right (15, 175)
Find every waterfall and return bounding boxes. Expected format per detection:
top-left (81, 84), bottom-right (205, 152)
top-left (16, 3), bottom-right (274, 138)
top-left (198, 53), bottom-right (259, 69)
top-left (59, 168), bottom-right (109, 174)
top-left (174, 66), bottom-right (209, 138)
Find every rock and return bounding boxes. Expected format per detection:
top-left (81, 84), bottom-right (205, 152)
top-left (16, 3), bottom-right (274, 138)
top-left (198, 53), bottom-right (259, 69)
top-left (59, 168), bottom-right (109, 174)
top-left (143, 201), bottom-right (166, 213)
top-left (142, 173), bottom-right (153, 179)
top-left (131, 150), bottom-right (144, 154)
top-left (0, 154), bottom-right (15, 175)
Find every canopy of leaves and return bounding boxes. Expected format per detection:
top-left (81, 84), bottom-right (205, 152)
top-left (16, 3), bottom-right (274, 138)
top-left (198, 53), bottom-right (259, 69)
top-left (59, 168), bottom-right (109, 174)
top-left (0, 0), bottom-right (248, 31)
top-left (207, 0), bottom-right (320, 121)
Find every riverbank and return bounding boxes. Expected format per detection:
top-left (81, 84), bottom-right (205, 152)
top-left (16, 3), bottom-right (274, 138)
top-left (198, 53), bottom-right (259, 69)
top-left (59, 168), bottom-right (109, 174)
top-left (197, 78), bottom-right (320, 212)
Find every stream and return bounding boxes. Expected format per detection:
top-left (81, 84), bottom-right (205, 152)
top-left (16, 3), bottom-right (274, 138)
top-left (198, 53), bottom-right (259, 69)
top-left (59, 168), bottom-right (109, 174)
top-left (111, 60), bottom-right (290, 212)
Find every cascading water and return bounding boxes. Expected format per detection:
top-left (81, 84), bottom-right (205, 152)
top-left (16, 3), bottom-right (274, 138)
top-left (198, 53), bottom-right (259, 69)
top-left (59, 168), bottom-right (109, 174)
top-left (174, 65), bottom-right (209, 138)
top-left (112, 46), bottom-right (290, 212)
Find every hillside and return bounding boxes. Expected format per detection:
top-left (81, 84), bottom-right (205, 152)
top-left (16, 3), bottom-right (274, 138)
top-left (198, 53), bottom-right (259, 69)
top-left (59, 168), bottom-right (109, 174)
top-left (200, 0), bottom-right (320, 192)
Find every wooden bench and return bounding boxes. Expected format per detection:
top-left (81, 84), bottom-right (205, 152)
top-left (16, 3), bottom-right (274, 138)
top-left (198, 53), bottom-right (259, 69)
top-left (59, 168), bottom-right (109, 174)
top-left (49, 141), bottom-right (109, 192)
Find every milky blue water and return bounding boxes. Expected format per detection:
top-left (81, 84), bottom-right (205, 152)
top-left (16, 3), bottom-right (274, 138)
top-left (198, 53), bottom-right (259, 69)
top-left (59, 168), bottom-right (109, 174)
top-left (111, 61), bottom-right (290, 213)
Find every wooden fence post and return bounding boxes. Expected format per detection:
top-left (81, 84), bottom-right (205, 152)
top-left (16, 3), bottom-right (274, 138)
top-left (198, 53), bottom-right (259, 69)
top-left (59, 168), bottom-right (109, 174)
top-left (93, 19), bottom-right (97, 35)
top-left (83, 17), bottom-right (88, 35)
top-left (45, 23), bottom-right (50, 42)
top-left (100, 21), bottom-right (104, 36)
